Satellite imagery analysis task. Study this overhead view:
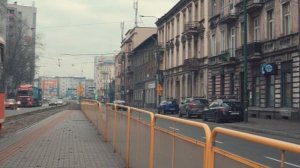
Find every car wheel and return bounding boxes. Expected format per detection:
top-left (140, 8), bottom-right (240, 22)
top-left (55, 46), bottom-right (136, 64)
top-left (215, 113), bottom-right (221, 123)
top-left (186, 110), bottom-right (191, 118)
top-left (202, 113), bottom-right (208, 121)
top-left (178, 111), bottom-right (182, 117)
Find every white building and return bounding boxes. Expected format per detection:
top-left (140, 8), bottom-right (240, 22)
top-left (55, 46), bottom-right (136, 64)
top-left (57, 77), bottom-right (85, 99)
top-left (7, 2), bottom-right (37, 43)
top-left (94, 56), bottom-right (114, 101)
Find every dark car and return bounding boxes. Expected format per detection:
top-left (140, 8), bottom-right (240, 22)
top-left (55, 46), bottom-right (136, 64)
top-left (157, 100), bottom-right (179, 114)
top-left (202, 99), bottom-right (243, 123)
top-left (113, 100), bottom-right (127, 110)
top-left (178, 97), bottom-right (209, 118)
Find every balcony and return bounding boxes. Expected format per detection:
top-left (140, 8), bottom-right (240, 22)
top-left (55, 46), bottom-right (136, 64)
top-left (156, 42), bottom-right (165, 53)
top-left (219, 5), bottom-right (238, 24)
top-left (183, 58), bottom-right (203, 71)
top-left (235, 0), bottom-right (265, 14)
top-left (209, 49), bottom-right (238, 66)
top-left (235, 41), bottom-right (263, 61)
top-left (263, 33), bottom-right (299, 55)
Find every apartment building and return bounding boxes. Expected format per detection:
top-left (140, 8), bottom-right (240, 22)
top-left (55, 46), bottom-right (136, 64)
top-left (156, 0), bottom-right (209, 103)
top-left (94, 56), bottom-right (114, 101)
top-left (120, 27), bottom-right (156, 105)
top-left (130, 34), bottom-right (157, 108)
top-left (57, 77), bottom-right (85, 99)
top-left (207, 0), bottom-right (300, 119)
top-left (114, 52), bottom-right (123, 100)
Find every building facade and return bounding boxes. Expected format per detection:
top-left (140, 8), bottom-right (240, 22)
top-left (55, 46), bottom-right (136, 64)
top-left (57, 77), bottom-right (85, 99)
top-left (120, 27), bottom-right (157, 105)
top-left (114, 52), bottom-right (123, 100)
top-left (35, 77), bottom-right (59, 100)
top-left (94, 56), bottom-right (114, 101)
top-left (156, 0), bottom-right (209, 103)
top-left (207, 0), bottom-right (300, 119)
top-left (131, 34), bottom-right (157, 108)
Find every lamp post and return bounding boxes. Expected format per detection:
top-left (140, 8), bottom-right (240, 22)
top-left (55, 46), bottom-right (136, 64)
top-left (243, 0), bottom-right (248, 122)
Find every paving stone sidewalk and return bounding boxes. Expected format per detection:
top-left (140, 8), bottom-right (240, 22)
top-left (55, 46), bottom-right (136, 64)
top-left (0, 110), bottom-right (124, 168)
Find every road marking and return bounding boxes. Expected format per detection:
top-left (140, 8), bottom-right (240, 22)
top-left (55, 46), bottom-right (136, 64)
top-left (264, 156), bottom-right (300, 168)
top-left (202, 137), bottom-right (224, 144)
top-left (169, 127), bottom-right (180, 131)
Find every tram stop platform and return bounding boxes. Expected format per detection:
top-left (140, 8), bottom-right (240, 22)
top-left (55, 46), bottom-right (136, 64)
top-left (0, 110), bottom-right (124, 168)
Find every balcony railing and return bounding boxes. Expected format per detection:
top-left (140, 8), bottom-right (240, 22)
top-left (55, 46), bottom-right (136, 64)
top-left (127, 66), bottom-right (133, 75)
top-left (235, 0), bottom-right (265, 14)
top-left (235, 41), bottom-right (263, 61)
top-left (183, 58), bottom-right (204, 71)
top-left (209, 48), bottom-right (238, 65)
top-left (219, 5), bottom-right (238, 24)
top-left (263, 33), bottom-right (299, 54)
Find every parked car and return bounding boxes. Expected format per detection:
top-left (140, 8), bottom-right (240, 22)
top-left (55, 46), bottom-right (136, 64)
top-left (5, 99), bottom-right (19, 110)
top-left (178, 97), bottom-right (209, 118)
top-left (157, 100), bottom-right (179, 114)
top-left (56, 99), bottom-right (64, 106)
top-left (113, 100), bottom-right (126, 110)
top-left (202, 99), bottom-right (243, 123)
top-left (48, 98), bottom-right (57, 106)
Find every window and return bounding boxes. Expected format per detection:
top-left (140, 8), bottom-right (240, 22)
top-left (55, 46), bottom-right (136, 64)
top-left (281, 62), bottom-right (292, 107)
top-left (229, 27), bottom-right (236, 57)
top-left (220, 30), bottom-right (225, 52)
top-left (212, 76), bottom-right (216, 95)
top-left (230, 73), bottom-right (234, 95)
top-left (195, 3), bottom-right (199, 21)
top-left (253, 16), bottom-right (260, 41)
top-left (282, 2), bottom-right (291, 35)
top-left (211, 0), bottom-right (216, 16)
top-left (211, 34), bottom-right (216, 56)
top-left (267, 10), bottom-right (274, 40)
top-left (200, 0), bottom-right (204, 19)
top-left (251, 77), bottom-right (260, 107)
top-left (221, 75), bottom-right (225, 95)
top-left (240, 22), bottom-right (245, 44)
top-left (266, 75), bottom-right (275, 107)
top-left (176, 16), bottom-right (180, 35)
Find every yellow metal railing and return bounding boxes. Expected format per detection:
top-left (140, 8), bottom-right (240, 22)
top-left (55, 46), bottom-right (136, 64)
top-left (80, 100), bottom-right (300, 168)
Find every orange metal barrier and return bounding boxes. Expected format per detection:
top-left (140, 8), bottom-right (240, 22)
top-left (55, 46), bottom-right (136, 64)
top-left (154, 114), bottom-right (211, 168)
top-left (80, 100), bottom-right (300, 168)
top-left (210, 127), bottom-right (300, 168)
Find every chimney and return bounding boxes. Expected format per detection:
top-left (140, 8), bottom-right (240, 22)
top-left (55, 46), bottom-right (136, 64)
top-left (14, 1), bottom-right (17, 5)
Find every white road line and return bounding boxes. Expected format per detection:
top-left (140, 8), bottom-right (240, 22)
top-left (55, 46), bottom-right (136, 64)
top-left (264, 156), bottom-right (300, 168)
top-left (202, 137), bottom-right (224, 144)
top-left (169, 127), bottom-right (180, 131)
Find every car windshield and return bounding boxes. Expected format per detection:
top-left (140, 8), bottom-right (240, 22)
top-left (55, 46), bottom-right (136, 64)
top-left (223, 101), bottom-right (241, 108)
top-left (7, 99), bottom-right (15, 103)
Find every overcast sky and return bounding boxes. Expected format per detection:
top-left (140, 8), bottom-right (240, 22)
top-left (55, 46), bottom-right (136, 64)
top-left (8, 0), bottom-right (179, 79)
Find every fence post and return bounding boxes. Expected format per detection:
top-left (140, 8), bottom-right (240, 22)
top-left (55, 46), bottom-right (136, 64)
top-left (125, 107), bottom-right (131, 168)
top-left (113, 104), bottom-right (117, 153)
top-left (149, 114), bottom-right (156, 168)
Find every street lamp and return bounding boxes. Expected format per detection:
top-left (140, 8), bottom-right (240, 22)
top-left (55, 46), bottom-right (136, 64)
top-left (243, 0), bottom-right (248, 122)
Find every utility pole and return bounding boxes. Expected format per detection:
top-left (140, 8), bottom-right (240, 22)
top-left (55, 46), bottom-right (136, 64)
top-left (133, 0), bottom-right (138, 27)
top-left (120, 22), bottom-right (124, 42)
top-left (243, 0), bottom-right (248, 122)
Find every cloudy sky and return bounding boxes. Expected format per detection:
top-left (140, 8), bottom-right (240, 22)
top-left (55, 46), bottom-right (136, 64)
top-left (8, 0), bottom-right (179, 79)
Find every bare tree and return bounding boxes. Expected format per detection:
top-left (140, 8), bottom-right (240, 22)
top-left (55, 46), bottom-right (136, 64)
top-left (5, 17), bottom-right (39, 97)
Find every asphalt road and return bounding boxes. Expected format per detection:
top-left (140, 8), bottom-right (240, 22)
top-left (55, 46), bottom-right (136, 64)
top-left (155, 113), bottom-right (300, 168)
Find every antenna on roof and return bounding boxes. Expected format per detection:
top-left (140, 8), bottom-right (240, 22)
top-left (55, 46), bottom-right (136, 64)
top-left (120, 21), bottom-right (124, 41)
top-left (133, 0), bottom-right (138, 27)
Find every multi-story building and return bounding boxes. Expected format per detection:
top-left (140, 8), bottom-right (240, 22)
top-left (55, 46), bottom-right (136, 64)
top-left (114, 52), bottom-right (123, 100)
top-left (120, 27), bottom-right (157, 105)
top-left (35, 77), bottom-right (58, 99)
top-left (94, 56), bottom-right (114, 101)
top-left (57, 77), bottom-right (85, 99)
top-left (85, 79), bottom-right (96, 99)
top-left (207, 0), bottom-right (300, 119)
top-left (131, 34), bottom-right (158, 108)
top-left (156, 0), bottom-right (209, 103)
